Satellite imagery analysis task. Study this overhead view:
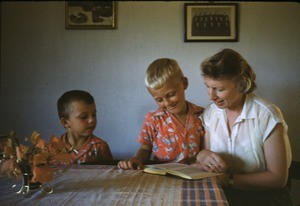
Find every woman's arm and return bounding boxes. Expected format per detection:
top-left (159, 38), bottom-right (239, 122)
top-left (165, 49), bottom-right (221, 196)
top-left (231, 123), bottom-right (289, 190)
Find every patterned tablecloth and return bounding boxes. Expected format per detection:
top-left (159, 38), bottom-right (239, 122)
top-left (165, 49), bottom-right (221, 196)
top-left (0, 165), bottom-right (228, 206)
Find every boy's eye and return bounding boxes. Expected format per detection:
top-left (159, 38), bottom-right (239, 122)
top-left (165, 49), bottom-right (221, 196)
top-left (155, 98), bottom-right (163, 103)
top-left (79, 115), bottom-right (88, 119)
top-left (167, 92), bottom-right (176, 97)
top-left (208, 86), bottom-right (224, 92)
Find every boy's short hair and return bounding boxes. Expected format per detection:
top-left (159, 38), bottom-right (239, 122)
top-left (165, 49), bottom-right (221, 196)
top-left (57, 90), bottom-right (95, 119)
top-left (145, 58), bottom-right (184, 90)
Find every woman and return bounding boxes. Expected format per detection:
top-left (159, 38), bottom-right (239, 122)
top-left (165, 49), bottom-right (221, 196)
top-left (196, 48), bottom-right (293, 206)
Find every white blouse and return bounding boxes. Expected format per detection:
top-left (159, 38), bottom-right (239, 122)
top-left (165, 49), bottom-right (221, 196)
top-left (200, 93), bottom-right (291, 173)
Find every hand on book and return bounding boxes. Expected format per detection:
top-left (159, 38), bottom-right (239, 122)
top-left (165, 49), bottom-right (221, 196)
top-left (190, 163), bottom-right (205, 170)
top-left (196, 149), bottom-right (228, 173)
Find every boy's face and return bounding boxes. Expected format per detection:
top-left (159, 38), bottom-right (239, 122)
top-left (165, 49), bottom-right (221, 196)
top-left (61, 101), bottom-right (97, 138)
top-left (148, 77), bottom-right (188, 116)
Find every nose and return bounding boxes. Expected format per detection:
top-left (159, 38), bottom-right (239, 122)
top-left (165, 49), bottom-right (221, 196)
top-left (163, 98), bottom-right (172, 106)
top-left (88, 116), bottom-right (96, 124)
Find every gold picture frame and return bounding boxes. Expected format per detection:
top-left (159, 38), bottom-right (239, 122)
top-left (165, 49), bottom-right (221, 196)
top-left (65, 1), bottom-right (116, 29)
top-left (184, 3), bottom-right (238, 42)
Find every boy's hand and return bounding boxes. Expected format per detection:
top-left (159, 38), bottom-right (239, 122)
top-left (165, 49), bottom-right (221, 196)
top-left (117, 157), bottom-right (143, 170)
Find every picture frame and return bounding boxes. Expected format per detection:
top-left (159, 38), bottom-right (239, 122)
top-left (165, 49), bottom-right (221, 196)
top-left (65, 1), bottom-right (116, 29)
top-left (184, 3), bottom-right (238, 42)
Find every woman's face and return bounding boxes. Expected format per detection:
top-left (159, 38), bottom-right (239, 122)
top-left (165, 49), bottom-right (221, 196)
top-left (204, 77), bottom-right (245, 110)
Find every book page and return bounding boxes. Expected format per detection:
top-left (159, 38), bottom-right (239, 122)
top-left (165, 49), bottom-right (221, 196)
top-left (143, 167), bottom-right (167, 176)
top-left (143, 163), bottom-right (221, 180)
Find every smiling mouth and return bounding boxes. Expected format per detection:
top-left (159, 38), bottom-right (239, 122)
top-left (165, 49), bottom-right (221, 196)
top-left (167, 105), bottom-right (176, 110)
top-left (214, 101), bottom-right (223, 106)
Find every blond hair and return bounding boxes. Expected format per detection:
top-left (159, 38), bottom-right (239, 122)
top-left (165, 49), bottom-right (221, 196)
top-left (145, 58), bottom-right (184, 89)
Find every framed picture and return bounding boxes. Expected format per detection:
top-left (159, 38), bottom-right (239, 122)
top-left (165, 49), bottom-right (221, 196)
top-left (184, 3), bottom-right (238, 42)
top-left (65, 1), bottom-right (116, 29)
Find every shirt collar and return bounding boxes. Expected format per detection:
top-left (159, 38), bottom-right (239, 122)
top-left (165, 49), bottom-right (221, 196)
top-left (240, 93), bottom-right (256, 120)
top-left (153, 101), bottom-right (204, 117)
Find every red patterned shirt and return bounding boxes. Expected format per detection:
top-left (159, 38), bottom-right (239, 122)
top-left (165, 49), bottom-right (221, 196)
top-left (60, 133), bottom-right (113, 164)
top-left (138, 102), bottom-right (204, 164)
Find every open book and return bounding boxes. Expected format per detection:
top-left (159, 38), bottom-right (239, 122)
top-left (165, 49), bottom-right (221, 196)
top-left (143, 163), bottom-right (221, 180)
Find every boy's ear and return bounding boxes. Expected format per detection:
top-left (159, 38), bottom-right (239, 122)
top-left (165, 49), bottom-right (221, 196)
top-left (183, 77), bottom-right (188, 90)
top-left (60, 118), bottom-right (69, 129)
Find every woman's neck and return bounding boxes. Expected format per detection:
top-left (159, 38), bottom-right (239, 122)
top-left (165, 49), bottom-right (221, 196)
top-left (226, 93), bottom-right (246, 113)
top-left (226, 94), bottom-right (246, 130)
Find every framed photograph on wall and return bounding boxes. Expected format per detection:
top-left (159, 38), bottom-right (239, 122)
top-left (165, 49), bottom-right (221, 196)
top-left (65, 1), bottom-right (116, 29)
top-left (184, 3), bottom-right (238, 42)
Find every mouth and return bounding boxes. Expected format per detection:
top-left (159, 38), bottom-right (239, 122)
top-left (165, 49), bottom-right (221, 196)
top-left (167, 104), bottom-right (177, 111)
top-left (86, 126), bottom-right (95, 131)
top-left (214, 100), bottom-right (224, 107)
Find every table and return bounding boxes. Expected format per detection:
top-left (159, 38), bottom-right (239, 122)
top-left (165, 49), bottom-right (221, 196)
top-left (0, 165), bottom-right (229, 206)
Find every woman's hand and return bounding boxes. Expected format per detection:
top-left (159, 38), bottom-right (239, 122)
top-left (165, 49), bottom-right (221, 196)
top-left (195, 149), bottom-right (228, 173)
top-left (117, 157), bottom-right (143, 170)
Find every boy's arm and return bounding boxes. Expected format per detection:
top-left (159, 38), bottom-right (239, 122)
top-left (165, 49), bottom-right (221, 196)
top-left (100, 141), bottom-right (113, 162)
top-left (118, 144), bottom-right (152, 170)
top-left (135, 144), bottom-right (152, 163)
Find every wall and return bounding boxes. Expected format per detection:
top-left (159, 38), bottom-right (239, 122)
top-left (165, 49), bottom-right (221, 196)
top-left (0, 2), bottom-right (299, 160)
